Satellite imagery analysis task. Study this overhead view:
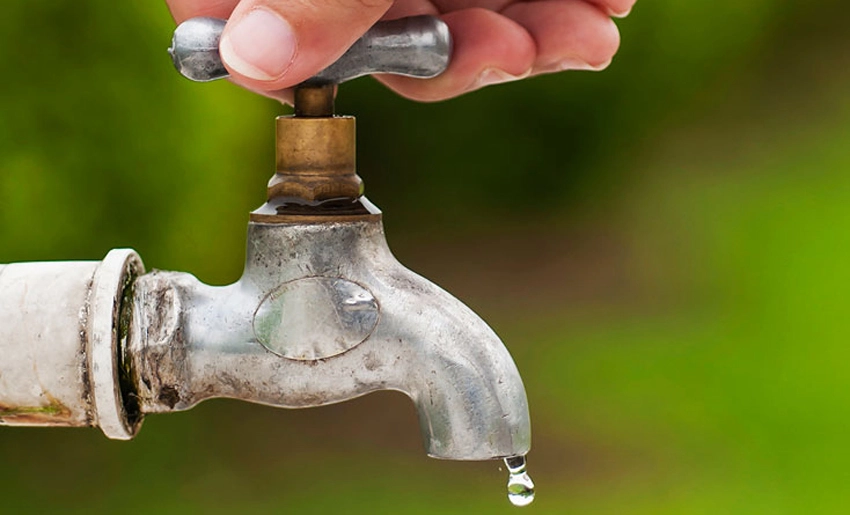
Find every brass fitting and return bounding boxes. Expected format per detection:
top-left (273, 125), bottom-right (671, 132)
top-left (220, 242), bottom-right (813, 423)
top-left (267, 84), bottom-right (361, 202)
top-left (267, 115), bottom-right (360, 202)
top-left (250, 85), bottom-right (377, 223)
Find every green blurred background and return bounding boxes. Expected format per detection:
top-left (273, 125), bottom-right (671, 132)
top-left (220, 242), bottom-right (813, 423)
top-left (1, 1), bottom-right (848, 513)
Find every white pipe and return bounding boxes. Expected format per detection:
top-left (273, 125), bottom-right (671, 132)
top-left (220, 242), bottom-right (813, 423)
top-left (0, 249), bottom-right (144, 439)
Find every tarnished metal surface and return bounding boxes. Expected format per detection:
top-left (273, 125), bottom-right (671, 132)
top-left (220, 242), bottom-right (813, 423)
top-left (128, 215), bottom-right (531, 460)
top-left (253, 276), bottom-right (380, 360)
top-left (169, 15), bottom-right (452, 85)
top-left (293, 85), bottom-right (335, 117)
top-left (0, 251), bottom-right (144, 437)
top-left (168, 17), bottom-right (227, 82)
top-left (304, 16), bottom-right (452, 86)
top-left (268, 115), bottom-right (360, 202)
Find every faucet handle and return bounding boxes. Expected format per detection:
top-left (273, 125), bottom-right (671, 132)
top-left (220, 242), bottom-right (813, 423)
top-left (169, 15), bottom-right (452, 85)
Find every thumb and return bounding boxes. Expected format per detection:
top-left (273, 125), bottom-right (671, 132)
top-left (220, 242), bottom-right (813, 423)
top-left (219, 0), bottom-right (393, 91)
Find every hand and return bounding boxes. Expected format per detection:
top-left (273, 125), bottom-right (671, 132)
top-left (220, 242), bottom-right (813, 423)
top-left (166, 0), bottom-right (635, 102)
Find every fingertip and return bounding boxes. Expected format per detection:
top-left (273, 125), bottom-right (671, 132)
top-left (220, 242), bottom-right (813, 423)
top-left (219, 7), bottom-right (297, 83)
top-left (598, 16), bottom-right (621, 68)
top-left (503, 0), bottom-right (621, 74)
top-left (611, 6), bottom-right (632, 19)
top-left (588, 0), bottom-right (637, 19)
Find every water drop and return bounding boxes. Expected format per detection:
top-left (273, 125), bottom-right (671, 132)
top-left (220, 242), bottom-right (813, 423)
top-left (504, 455), bottom-right (535, 507)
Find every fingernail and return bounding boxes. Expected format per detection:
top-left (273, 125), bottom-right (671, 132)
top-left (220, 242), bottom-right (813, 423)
top-left (611, 7), bottom-right (632, 18)
top-left (585, 58), bottom-right (612, 71)
top-left (474, 68), bottom-right (528, 89)
top-left (539, 58), bottom-right (611, 73)
top-left (220, 8), bottom-right (296, 81)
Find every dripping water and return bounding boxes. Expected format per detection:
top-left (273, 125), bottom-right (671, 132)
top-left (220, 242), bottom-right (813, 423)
top-left (504, 455), bottom-right (535, 507)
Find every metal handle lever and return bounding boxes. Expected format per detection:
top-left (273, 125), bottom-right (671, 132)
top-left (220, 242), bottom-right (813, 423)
top-left (169, 15), bottom-right (452, 84)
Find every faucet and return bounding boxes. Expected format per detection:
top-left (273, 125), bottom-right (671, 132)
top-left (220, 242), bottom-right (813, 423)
top-left (0, 15), bottom-right (533, 503)
top-left (128, 205), bottom-right (530, 461)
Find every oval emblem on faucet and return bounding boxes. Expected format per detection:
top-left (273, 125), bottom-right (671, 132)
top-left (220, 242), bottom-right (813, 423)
top-left (253, 277), bottom-right (380, 360)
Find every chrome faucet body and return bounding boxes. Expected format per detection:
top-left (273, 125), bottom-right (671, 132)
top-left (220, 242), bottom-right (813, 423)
top-left (127, 209), bottom-right (530, 460)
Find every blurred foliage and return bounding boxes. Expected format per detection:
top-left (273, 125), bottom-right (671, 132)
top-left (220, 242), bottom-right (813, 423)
top-left (1, 1), bottom-right (848, 513)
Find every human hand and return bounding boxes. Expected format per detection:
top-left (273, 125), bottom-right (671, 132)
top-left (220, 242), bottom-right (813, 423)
top-left (166, 0), bottom-right (635, 102)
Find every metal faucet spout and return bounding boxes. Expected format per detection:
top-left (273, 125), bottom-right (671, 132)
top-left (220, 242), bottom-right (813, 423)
top-left (127, 213), bottom-right (531, 461)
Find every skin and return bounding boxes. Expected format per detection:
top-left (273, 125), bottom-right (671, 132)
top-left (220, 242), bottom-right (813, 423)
top-left (166, 0), bottom-right (636, 102)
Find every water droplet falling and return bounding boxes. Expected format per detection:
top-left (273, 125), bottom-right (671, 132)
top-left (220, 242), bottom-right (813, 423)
top-left (504, 455), bottom-right (535, 507)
